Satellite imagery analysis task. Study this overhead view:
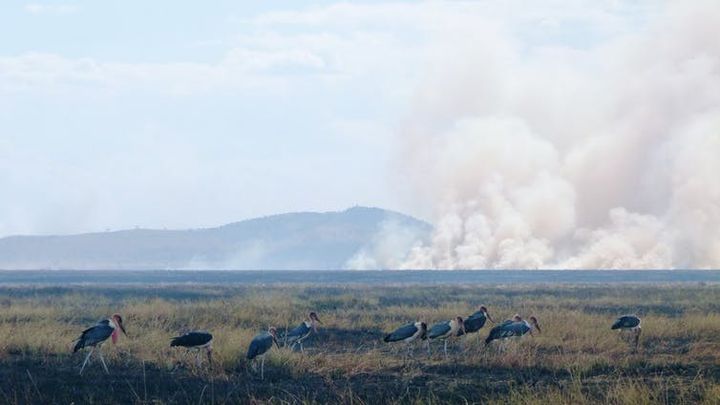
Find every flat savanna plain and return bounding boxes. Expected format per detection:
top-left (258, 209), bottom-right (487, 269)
top-left (0, 283), bottom-right (719, 404)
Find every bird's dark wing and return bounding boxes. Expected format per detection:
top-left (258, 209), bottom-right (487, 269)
top-left (506, 322), bottom-right (531, 336)
top-left (611, 315), bottom-right (641, 329)
top-left (284, 323), bottom-right (310, 340)
top-left (383, 323), bottom-right (418, 342)
top-left (73, 324), bottom-right (113, 352)
top-left (485, 324), bottom-right (507, 344)
top-left (171, 331), bottom-right (213, 347)
top-left (485, 322), bottom-right (529, 344)
top-left (461, 313), bottom-right (487, 334)
top-left (428, 321), bottom-right (451, 339)
top-left (627, 316), bottom-right (641, 328)
top-left (247, 332), bottom-right (274, 360)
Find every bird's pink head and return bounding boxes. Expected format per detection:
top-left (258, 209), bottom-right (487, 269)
top-left (529, 316), bottom-right (541, 334)
top-left (456, 316), bottom-right (466, 335)
top-left (309, 312), bottom-right (321, 332)
top-left (268, 327), bottom-right (280, 348)
top-left (480, 305), bottom-right (494, 323)
top-left (111, 313), bottom-right (127, 344)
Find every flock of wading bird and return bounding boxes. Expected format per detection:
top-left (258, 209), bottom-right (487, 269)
top-left (71, 309), bottom-right (643, 379)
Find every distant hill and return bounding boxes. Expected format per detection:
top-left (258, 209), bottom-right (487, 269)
top-left (0, 207), bottom-right (432, 270)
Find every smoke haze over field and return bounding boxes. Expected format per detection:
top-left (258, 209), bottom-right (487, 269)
top-left (1, 1), bottom-right (718, 270)
top-left (392, 1), bottom-right (720, 269)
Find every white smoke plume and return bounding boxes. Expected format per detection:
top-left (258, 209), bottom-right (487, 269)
top-left (394, 1), bottom-right (720, 269)
top-left (345, 219), bottom-right (431, 270)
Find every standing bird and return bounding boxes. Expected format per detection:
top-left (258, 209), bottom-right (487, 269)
top-left (485, 315), bottom-right (541, 346)
top-left (611, 315), bottom-right (642, 352)
top-left (428, 316), bottom-right (466, 358)
top-left (72, 314), bottom-right (127, 375)
top-left (383, 322), bottom-right (428, 358)
top-left (284, 311), bottom-right (322, 353)
top-left (247, 327), bottom-right (279, 380)
top-left (457, 305), bottom-right (495, 337)
top-left (170, 331), bottom-right (213, 366)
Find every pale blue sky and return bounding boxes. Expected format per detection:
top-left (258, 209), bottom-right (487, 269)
top-left (0, 1), bottom-right (661, 237)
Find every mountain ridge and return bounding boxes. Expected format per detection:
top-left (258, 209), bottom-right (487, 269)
top-left (0, 206), bottom-right (431, 270)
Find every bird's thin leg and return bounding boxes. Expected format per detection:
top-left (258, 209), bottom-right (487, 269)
top-left (260, 355), bottom-right (265, 380)
top-left (443, 340), bottom-right (448, 359)
top-left (97, 348), bottom-right (110, 374)
top-left (207, 348), bottom-right (213, 365)
top-left (300, 341), bottom-right (304, 354)
top-left (634, 328), bottom-right (642, 352)
top-left (427, 340), bottom-right (431, 355)
top-left (79, 347), bottom-right (94, 375)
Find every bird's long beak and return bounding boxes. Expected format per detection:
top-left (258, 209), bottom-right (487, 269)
top-left (119, 323), bottom-right (128, 337)
top-left (486, 311), bottom-right (495, 324)
top-left (273, 337), bottom-right (280, 349)
top-left (535, 323), bottom-right (542, 334)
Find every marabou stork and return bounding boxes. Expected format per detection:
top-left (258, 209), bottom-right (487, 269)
top-left (457, 305), bottom-right (495, 337)
top-left (383, 321), bottom-right (428, 358)
top-left (427, 316), bottom-right (466, 358)
top-left (283, 311), bottom-right (321, 353)
top-left (247, 327), bottom-right (279, 380)
top-left (611, 315), bottom-right (642, 352)
top-left (72, 314), bottom-right (127, 375)
top-left (485, 315), bottom-right (541, 346)
top-left (170, 331), bottom-right (213, 366)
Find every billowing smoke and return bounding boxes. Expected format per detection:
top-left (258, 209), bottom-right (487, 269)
top-left (393, 1), bottom-right (720, 269)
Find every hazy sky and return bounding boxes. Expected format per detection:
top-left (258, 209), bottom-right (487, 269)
top-left (0, 0), bottom-right (695, 242)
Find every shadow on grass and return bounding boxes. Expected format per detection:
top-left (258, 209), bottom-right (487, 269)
top-left (2, 350), bottom-right (720, 404)
top-left (0, 354), bottom-right (337, 404)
